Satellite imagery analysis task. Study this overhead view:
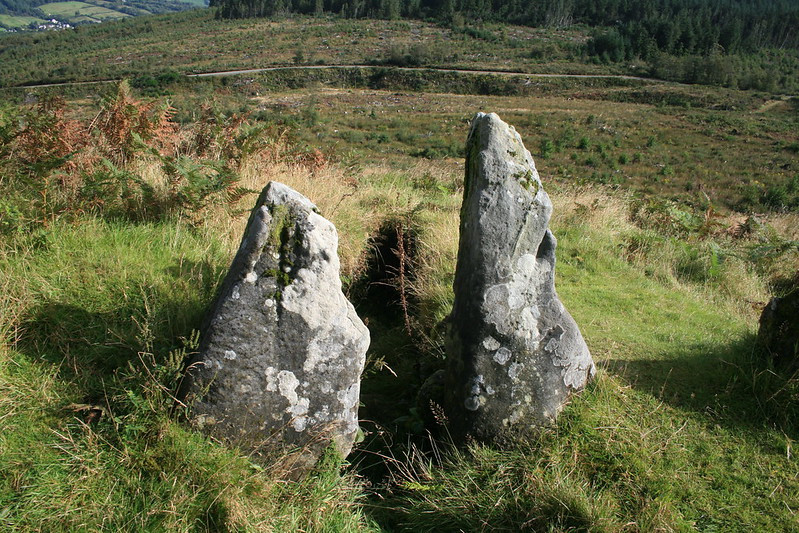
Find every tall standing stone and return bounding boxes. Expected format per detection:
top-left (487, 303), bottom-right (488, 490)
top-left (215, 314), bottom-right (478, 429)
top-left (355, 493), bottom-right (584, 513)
top-left (444, 113), bottom-right (595, 443)
top-left (180, 182), bottom-right (369, 474)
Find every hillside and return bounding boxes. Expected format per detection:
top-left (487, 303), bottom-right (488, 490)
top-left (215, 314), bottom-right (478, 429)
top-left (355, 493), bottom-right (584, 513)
top-left (1, 11), bottom-right (798, 532)
top-left (0, 13), bottom-right (613, 86)
top-left (1, 6), bottom-right (798, 92)
top-left (0, 0), bottom-right (204, 31)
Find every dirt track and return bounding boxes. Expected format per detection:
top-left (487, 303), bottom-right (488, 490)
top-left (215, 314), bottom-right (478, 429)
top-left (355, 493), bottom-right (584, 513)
top-left (12, 64), bottom-right (671, 89)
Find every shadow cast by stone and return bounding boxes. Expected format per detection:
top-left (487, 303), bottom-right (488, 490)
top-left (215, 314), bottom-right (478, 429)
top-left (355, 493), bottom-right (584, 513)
top-left (602, 333), bottom-right (798, 437)
top-left (19, 302), bottom-right (131, 381)
top-left (16, 257), bottom-right (216, 397)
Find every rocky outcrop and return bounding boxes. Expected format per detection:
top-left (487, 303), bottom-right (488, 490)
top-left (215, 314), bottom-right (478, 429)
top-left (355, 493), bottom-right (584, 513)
top-left (443, 112), bottom-right (595, 443)
top-left (179, 182), bottom-right (369, 475)
top-left (758, 289), bottom-right (799, 371)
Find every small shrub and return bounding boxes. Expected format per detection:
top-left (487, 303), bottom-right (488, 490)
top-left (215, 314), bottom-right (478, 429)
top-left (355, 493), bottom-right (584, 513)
top-left (738, 176), bottom-right (799, 213)
top-left (540, 138), bottom-right (555, 159)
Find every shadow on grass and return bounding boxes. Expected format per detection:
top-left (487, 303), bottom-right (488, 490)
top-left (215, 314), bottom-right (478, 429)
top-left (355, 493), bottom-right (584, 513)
top-left (15, 258), bottom-right (219, 397)
top-left (601, 333), bottom-right (796, 434)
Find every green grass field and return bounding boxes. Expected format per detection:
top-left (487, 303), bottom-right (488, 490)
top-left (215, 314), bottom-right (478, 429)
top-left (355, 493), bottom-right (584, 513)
top-left (37, 1), bottom-right (130, 21)
top-left (0, 13), bottom-right (48, 28)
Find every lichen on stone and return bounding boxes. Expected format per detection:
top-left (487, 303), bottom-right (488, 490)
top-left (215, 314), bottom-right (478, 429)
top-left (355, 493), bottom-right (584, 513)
top-left (179, 181), bottom-right (369, 477)
top-left (442, 112), bottom-right (595, 444)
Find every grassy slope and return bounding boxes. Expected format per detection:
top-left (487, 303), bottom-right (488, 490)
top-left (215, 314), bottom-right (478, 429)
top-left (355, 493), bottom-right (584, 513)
top-left (1, 21), bottom-right (798, 531)
top-left (0, 13), bottom-right (47, 28)
top-left (0, 11), bottom-right (608, 87)
top-left (2, 171), bottom-right (796, 530)
top-left (37, 2), bottom-right (131, 21)
top-left (231, 82), bottom-right (797, 213)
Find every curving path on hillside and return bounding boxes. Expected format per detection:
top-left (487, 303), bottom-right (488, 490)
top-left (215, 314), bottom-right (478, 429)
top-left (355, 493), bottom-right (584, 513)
top-left (10, 64), bottom-right (673, 90)
top-left (186, 64), bottom-right (669, 83)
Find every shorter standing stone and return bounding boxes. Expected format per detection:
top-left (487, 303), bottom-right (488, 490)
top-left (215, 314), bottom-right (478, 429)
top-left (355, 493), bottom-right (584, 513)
top-left (179, 182), bottom-right (369, 475)
top-left (443, 113), bottom-right (595, 444)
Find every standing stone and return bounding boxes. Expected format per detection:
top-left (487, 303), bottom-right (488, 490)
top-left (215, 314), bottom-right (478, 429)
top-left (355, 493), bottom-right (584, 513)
top-left (180, 181), bottom-right (369, 475)
top-left (443, 112), bottom-right (595, 443)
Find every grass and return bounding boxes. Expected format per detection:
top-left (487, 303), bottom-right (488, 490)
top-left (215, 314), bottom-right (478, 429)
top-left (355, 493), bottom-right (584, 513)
top-left (38, 2), bottom-right (131, 21)
top-left (225, 80), bottom-right (797, 213)
top-left (0, 12), bottom-right (613, 88)
top-left (0, 14), bottom-right (48, 28)
top-left (1, 78), bottom-right (798, 530)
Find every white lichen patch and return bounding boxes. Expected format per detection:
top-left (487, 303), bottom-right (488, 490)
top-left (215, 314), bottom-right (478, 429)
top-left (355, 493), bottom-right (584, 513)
top-left (561, 360), bottom-right (593, 390)
top-left (224, 350), bottom-right (237, 361)
top-left (483, 284), bottom-right (511, 325)
top-left (508, 362), bottom-right (524, 380)
top-left (545, 336), bottom-right (561, 352)
top-left (231, 285), bottom-right (241, 300)
top-left (464, 375), bottom-right (486, 411)
top-left (314, 405), bottom-right (331, 422)
top-left (265, 367), bottom-right (278, 392)
top-left (519, 307), bottom-right (540, 344)
top-left (337, 384), bottom-right (359, 410)
top-left (244, 271), bottom-right (258, 284)
top-left (483, 336), bottom-right (501, 351)
top-left (303, 336), bottom-right (345, 373)
top-left (464, 395), bottom-right (481, 411)
top-left (195, 414), bottom-right (216, 429)
top-left (289, 397), bottom-right (310, 432)
top-left (282, 263), bottom-right (345, 331)
top-left (515, 253), bottom-right (536, 274)
top-left (277, 370), bottom-right (299, 404)
top-left (493, 347), bottom-right (512, 365)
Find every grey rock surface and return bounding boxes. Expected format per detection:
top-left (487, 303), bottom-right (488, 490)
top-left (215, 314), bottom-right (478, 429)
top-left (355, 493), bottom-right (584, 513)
top-left (180, 181), bottom-right (369, 474)
top-left (444, 112), bottom-right (595, 443)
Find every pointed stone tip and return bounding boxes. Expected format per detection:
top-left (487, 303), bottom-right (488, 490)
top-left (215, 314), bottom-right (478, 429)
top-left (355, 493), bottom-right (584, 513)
top-left (472, 111), bottom-right (500, 124)
top-left (469, 112), bottom-right (520, 144)
top-left (261, 181), bottom-right (318, 212)
top-left (468, 112), bottom-right (532, 173)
